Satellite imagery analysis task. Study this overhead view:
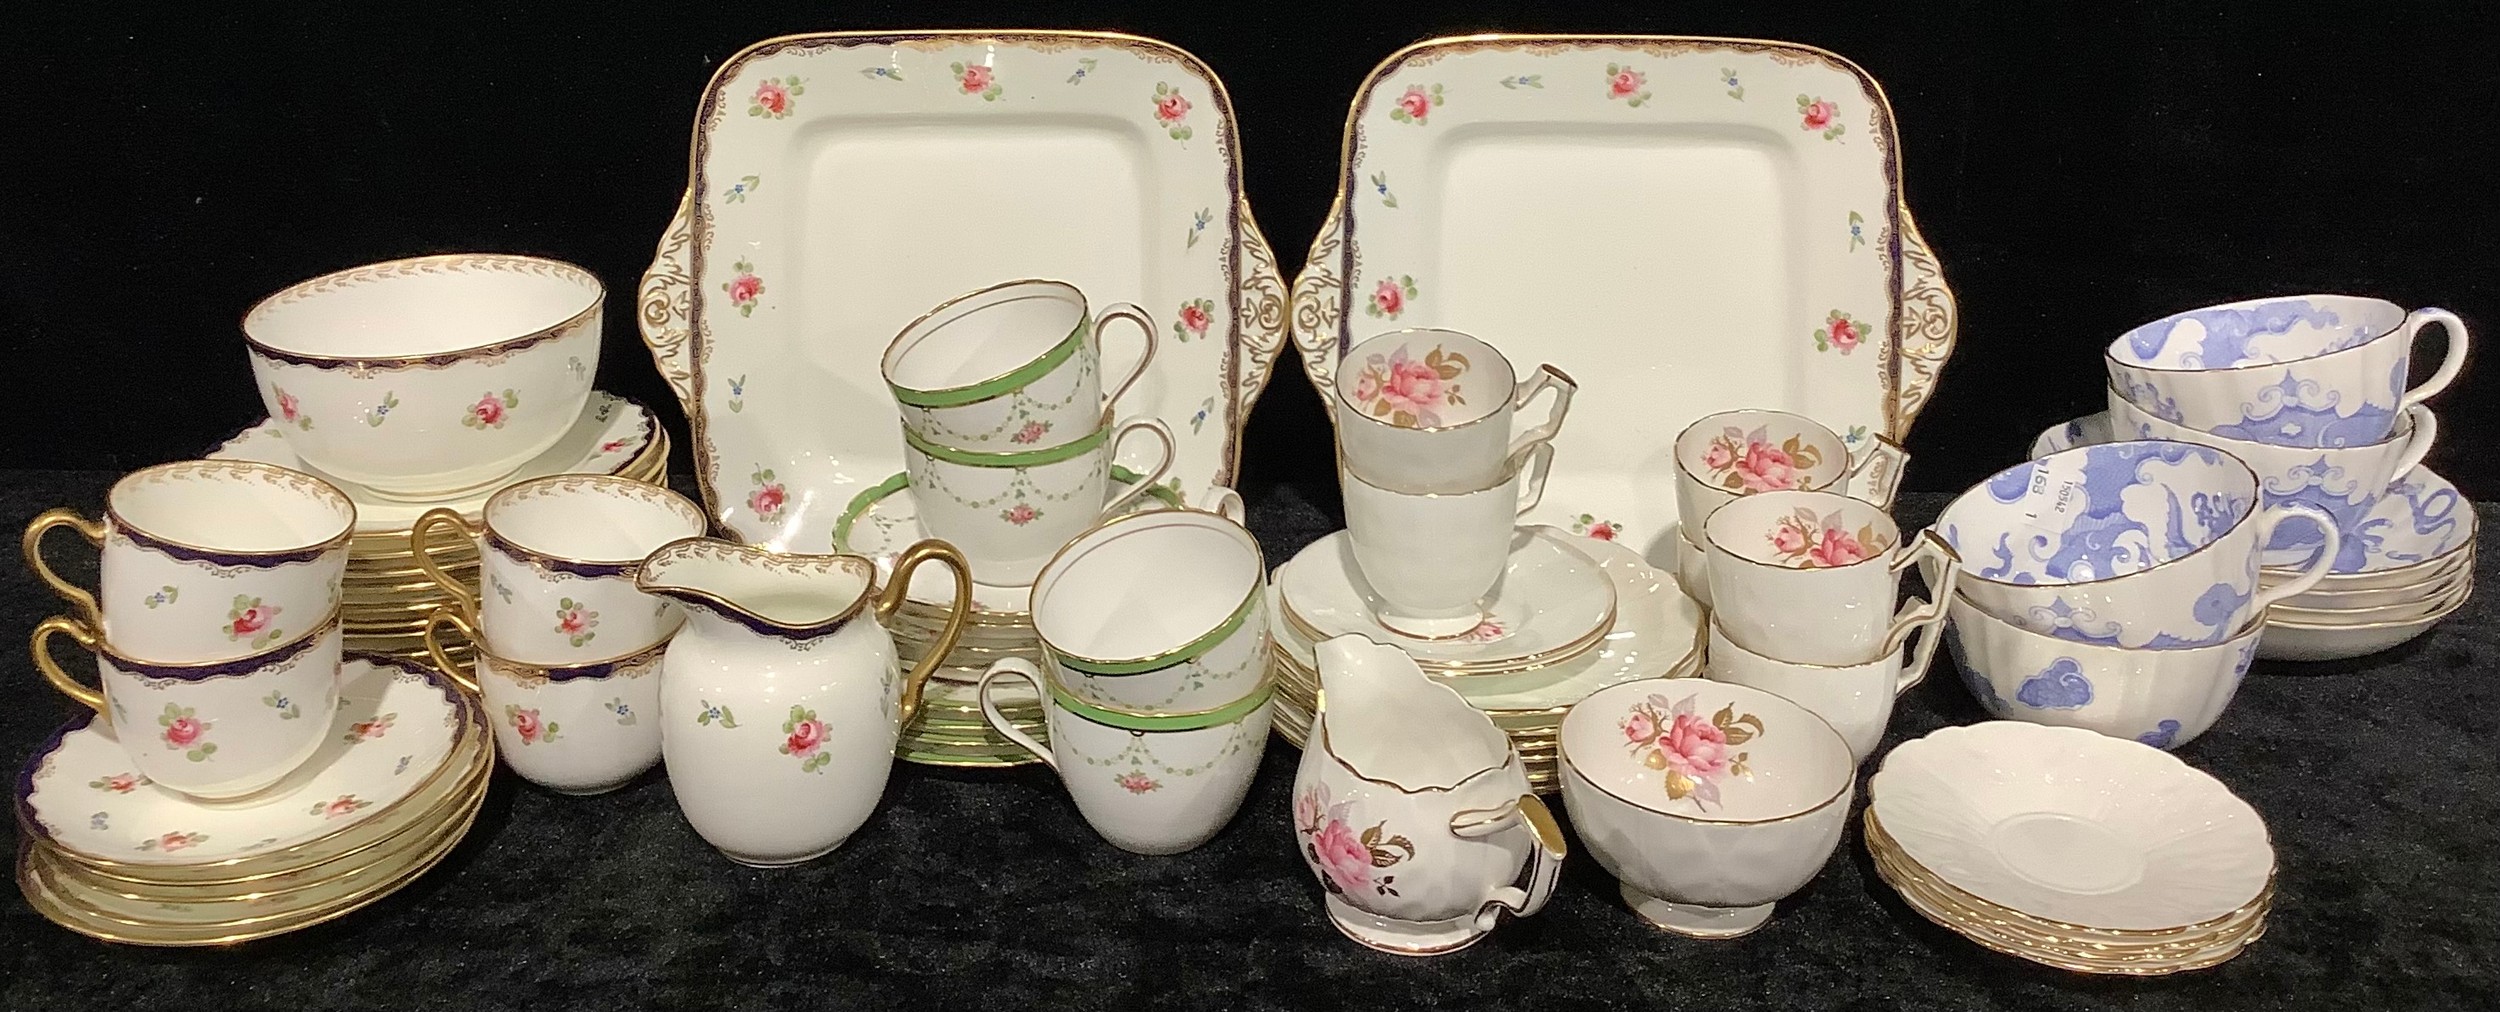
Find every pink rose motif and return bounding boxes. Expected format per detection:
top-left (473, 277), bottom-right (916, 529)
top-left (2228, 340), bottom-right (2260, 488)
top-left (1622, 710), bottom-right (1657, 744)
top-left (785, 718), bottom-right (827, 759)
top-left (558, 610), bottom-right (590, 635)
top-left (1660, 712), bottom-right (1731, 780)
top-left (471, 395), bottom-right (506, 427)
top-left (512, 708), bottom-right (543, 744)
top-left (322, 797), bottom-right (361, 817)
top-left (104, 773), bottom-right (140, 793)
top-left (1771, 523), bottom-right (1809, 556)
top-left (1702, 442), bottom-right (1734, 471)
top-left (1826, 315), bottom-right (1862, 353)
top-left (1154, 92), bottom-right (1191, 124)
top-left (1372, 279), bottom-right (1405, 317)
top-left (1310, 818), bottom-right (1373, 893)
top-left (1002, 504), bottom-right (1039, 526)
top-left (598, 439), bottom-right (627, 454)
top-left (164, 716), bottom-right (203, 748)
top-left (1178, 301), bottom-right (1211, 336)
top-left (1396, 86), bottom-right (1432, 122)
top-left (1011, 421), bottom-right (1047, 445)
top-left (1809, 527), bottom-right (1869, 568)
top-left (1736, 442), bottom-right (1799, 492)
top-left (960, 65), bottom-right (993, 95)
top-left (748, 484), bottom-right (785, 518)
top-left (1375, 348), bottom-right (1443, 416)
top-left (1802, 99), bottom-right (1836, 131)
top-left (1116, 771), bottom-right (1160, 794)
top-left (725, 273), bottom-right (762, 306)
top-left (230, 606), bottom-right (272, 638)
top-left (277, 390), bottom-right (301, 422)
top-left (1610, 69), bottom-right (1645, 97)
top-left (1589, 521), bottom-right (1621, 541)
top-left (754, 80), bottom-right (790, 116)
top-left (158, 833), bottom-right (197, 853)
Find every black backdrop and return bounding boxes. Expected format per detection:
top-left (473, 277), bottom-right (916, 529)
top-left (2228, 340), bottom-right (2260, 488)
top-left (5, 3), bottom-right (2498, 505)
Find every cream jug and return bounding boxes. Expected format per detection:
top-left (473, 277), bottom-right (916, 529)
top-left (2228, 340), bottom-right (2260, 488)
top-left (635, 537), bottom-right (972, 867)
top-left (1291, 635), bottom-right (1566, 955)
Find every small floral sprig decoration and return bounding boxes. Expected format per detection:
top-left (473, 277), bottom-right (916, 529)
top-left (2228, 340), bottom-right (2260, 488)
top-left (953, 62), bottom-right (1003, 101)
top-left (143, 586), bottom-right (177, 609)
top-left (727, 374), bottom-right (747, 413)
top-left (749, 76), bottom-right (804, 118)
top-left (1499, 74), bottom-right (1543, 89)
top-left (1388, 84), bottom-right (1443, 125)
top-left (605, 698), bottom-right (637, 726)
top-left (1173, 298), bottom-right (1214, 343)
top-left (1721, 68), bottom-right (1744, 99)
top-left (722, 260), bottom-right (764, 317)
top-left (1001, 503), bottom-right (1041, 527)
top-left (1365, 275), bottom-right (1418, 319)
top-left (1186, 207), bottom-right (1212, 249)
top-left (1798, 95), bottom-right (1845, 140)
top-left (556, 598), bottom-right (600, 647)
top-left (137, 831), bottom-right (208, 853)
top-left (1605, 63), bottom-right (1651, 106)
top-left (1848, 211), bottom-right (1867, 251)
top-left (748, 467), bottom-right (787, 523)
top-left (463, 390), bottom-right (520, 430)
top-left (362, 392), bottom-right (399, 427)
top-left (724, 175), bottom-right (761, 202)
top-left (506, 704), bottom-right (559, 746)
top-left (695, 700), bottom-right (738, 728)
top-left (1571, 514), bottom-right (1623, 541)
top-left (780, 705), bottom-right (833, 772)
top-left (1010, 419), bottom-right (1051, 445)
top-left (1116, 770), bottom-right (1161, 794)
top-left (310, 795), bottom-right (370, 819)
top-left (159, 703), bottom-right (216, 762)
top-left (859, 66), bottom-right (904, 82)
top-left (264, 690), bottom-right (301, 720)
top-left (226, 595), bottom-right (283, 648)
top-left (90, 772), bottom-right (144, 793)
top-left (344, 712), bottom-right (396, 743)
top-left (1814, 309), bottom-right (1864, 355)
top-left (1369, 171), bottom-right (1398, 208)
top-left (274, 388), bottom-right (314, 431)
top-left (1066, 58), bottom-right (1096, 85)
top-left (1152, 82), bottom-right (1193, 140)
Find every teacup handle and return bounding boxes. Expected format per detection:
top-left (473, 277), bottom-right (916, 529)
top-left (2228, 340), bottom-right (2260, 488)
top-left (875, 538), bottom-right (974, 729)
top-left (1844, 436), bottom-right (1910, 510)
top-left (1098, 419), bottom-right (1177, 519)
top-left (2383, 404), bottom-right (2439, 493)
top-left (1502, 365), bottom-right (1577, 461)
top-left (409, 508), bottom-right (482, 614)
top-left (1512, 441), bottom-right (1557, 517)
top-left (29, 615), bottom-right (108, 714)
top-left (2248, 502), bottom-right (2345, 611)
top-left (420, 606), bottom-right (484, 695)
top-left (2397, 308), bottom-right (2470, 410)
top-left (1880, 531), bottom-right (1960, 665)
top-left (1200, 484), bottom-right (1246, 522)
top-left (22, 509), bottom-right (105, 626)
top-left (1093, 303), bottom-right (1160, 420)
top-left (975, 657), bottom-right (1056, 770)
top-left (1449, 793), bottom-right (1568, 926)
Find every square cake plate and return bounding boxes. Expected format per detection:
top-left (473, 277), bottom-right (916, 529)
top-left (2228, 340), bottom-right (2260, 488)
top-left (1289, 34), bottom-right (1956, 565)
top-left (637, 30), bottom-right (1287, 551)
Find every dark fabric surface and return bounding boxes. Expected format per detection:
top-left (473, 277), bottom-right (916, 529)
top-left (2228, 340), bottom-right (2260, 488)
top-left (2, 474), bottom-right (2495, 1010)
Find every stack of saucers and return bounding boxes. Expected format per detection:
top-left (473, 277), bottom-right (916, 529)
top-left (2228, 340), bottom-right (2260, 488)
top-left (2096, 294), bottom-right (2473, 661)
top-left (836, 468), bottom-right (1188, 766)
top-left (1268, 527), bottom-right (1704, 791)
top-left (14, 656), bottom-right (491, 945)
top-left (1867, 722), bottom-right (2274, 975)
top-left (209, 392), bottom-right (669, 668)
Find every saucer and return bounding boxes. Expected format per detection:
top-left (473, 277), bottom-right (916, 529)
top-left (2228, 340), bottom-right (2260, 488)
top-left (17, 657), bottom-right (474, 870)
top-left (210, 391), bottom-right (661, 534)
top-left (2029, 411), bottom-right (2476, 576)
top-left (832, 467), bottom-right (1183, 615)
top-left (1278, 527), bottom-right (1618, 672)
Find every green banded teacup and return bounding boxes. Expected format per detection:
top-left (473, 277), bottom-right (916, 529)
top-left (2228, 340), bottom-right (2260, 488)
top-left (900, 417), bottom-right (1175, 587)
top-left (882, 279), bottom-right (1156, 453)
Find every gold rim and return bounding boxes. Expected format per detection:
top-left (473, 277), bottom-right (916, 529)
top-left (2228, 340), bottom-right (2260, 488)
top-left (242, 253), bottom-right (604, 365)
top-left (1863, 807), bottom-right (2272, 936)
top-left (1331, 328), bottom-right (1520, 433)
top-left (1669, 409), bottom-right (1854, 493)
top-left (1556, 680), bottom-right (1856, 826)
top-left (879, 277), bottom-right (1088, 401)
top-left (2264, 582), bottom-right (2473, 630)
top-left (478, 474), bottom-right (708, 566)
top-left (100, 460), bottom-right (358, 558)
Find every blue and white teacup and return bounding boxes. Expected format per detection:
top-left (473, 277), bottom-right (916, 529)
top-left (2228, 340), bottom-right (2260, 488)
top-left (1946, 595), bottom-right (2261, 751)
top-left (2109, 398), bottom-right (2435, 572)
top-left (1933, 439), bottom-right (2341, 649)
top-left (2104, 294), bottom-right (2467, 448)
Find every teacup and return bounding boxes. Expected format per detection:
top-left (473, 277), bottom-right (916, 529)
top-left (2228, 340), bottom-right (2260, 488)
top-left (882, 279), bottom-right (1156, 452)
top-left (32, 613), bottom-right (342, 800)
top-left (1701, 490), bottom-right (1958, 665)
top-left (25, 460), bottom-right (353, 664)
top-left (1560, 678), bottom-right (1856, 939)
top-left (1672, 410), bottom-right (1902, 527)
top-left (425, 609), bottom-right (665, 795)
top-left (1333, 328), bottom-right (1573, 494)
top-left (410, 475), bottom-right (706, 664)
top-left (1341, 441), bottom-right (1555, 638)
top-left (1946, 595), bottom-right (2261, 751)
top-left (1027, 503), bottom-right (1269, 714)
top-left (1705, 612), bottom-right (1943, 765)
top-left (978, 660), bottom-right (1272, 855)
top-left (1934, 439), bottom-right (2342, 648)
top-left (2105, 294), bottom-right (2468, 447)
top-left (242, 254), bottom-right (603, 497)
top-left (2108, 397), bottom-right (2434, 572)
top-left (1673, 525), bottom-right (1712, 608)
top-left (901, 417), bottom-right (1175, 587)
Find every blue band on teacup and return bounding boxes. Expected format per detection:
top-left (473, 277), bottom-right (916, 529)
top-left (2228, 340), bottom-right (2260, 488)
top-left (96, 613), bottom-right (342, 683)
top-left (108, 512), bottom-right (347, 569)
top-left (480, 635), bottom-right (670, 684)
top-left (482, 528), bottom-right (637, 580)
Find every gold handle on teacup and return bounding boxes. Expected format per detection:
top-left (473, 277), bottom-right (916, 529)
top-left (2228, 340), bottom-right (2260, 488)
top-left (1092, 302), bottom-right (1160, 421)
top-left (408, 508), bottom-right (481, 614)
top-left (421, 606), bottom-right (484, 696)
top-left (29, 615), bottom-right (107, 714)
top-left (876, 538), bottom-right (972, 728)
top-left (22, 509), bottom-right (106, 626)
top-left (1097, 419), bottom-right (1177, 518)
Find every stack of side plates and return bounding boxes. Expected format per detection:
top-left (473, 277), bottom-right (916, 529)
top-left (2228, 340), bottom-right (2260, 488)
top-left (1268, 527), bottom-right (1704, 792)
top-left (207, 393), bottom-right (670, 668)
top-left (2257, 469), bottom-right (2476, 660)
top-left (1867, 722), bottom-right (2274, 974)
top-left (14, 656), bottom-right (490, 945)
